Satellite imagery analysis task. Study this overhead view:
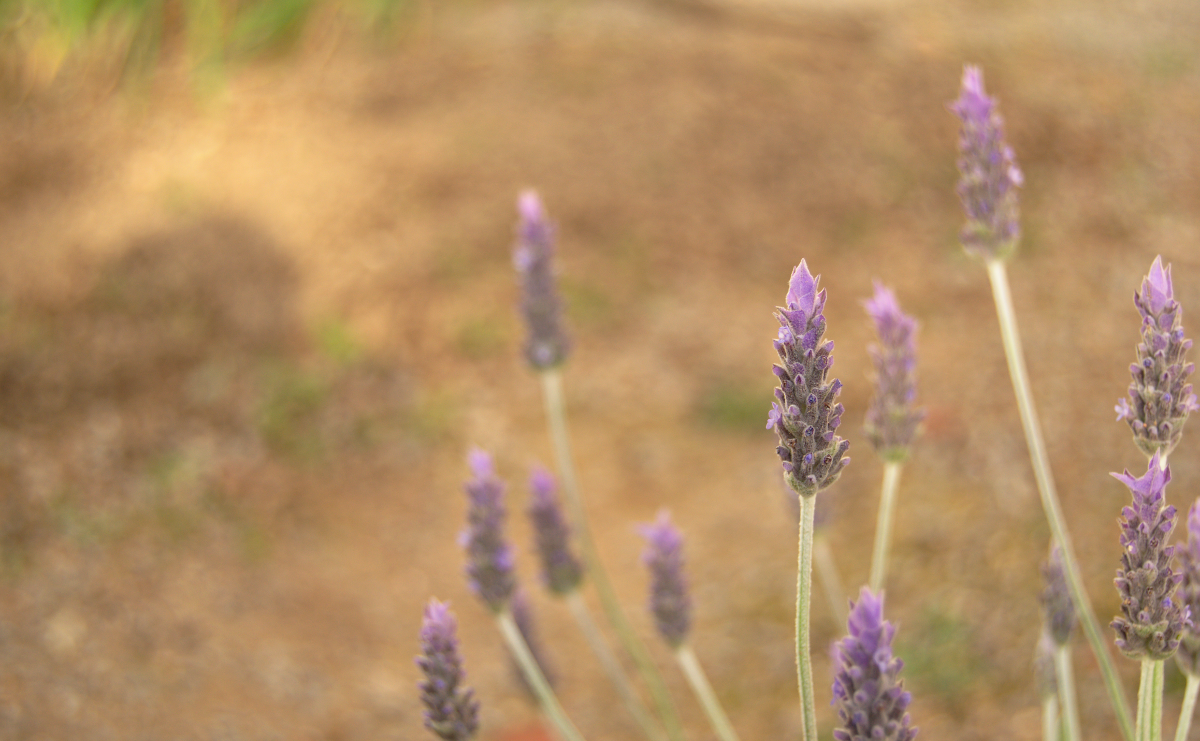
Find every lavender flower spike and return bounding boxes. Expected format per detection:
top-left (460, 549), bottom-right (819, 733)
top-left (831, 588), bottom-right (917, 741)
top-left (1111, 450), bottom-right (1189, 660)
top-left (639, 510), bottom-right (690, 648)
top-left (1115, 255), bottom-right (1199, 459)
top-left (863, 282), bottom-right (925, 462)
top-left (417, 599), bottom-right (480, 741)
top-left (1041, 546), bottom-right (1076, 646)
top-left (514, 191), bottom-right (570, 369)
top-left (527, 466), bottom-right (584, 595)
top-left (462, 449), bottom-right (516, 612)
top-left (948, 65), bottom-right (1024, 261)
top-left (1175, 500), bottom-right (1200, 677)
top-left (767, 259), bottom-right (851, 497)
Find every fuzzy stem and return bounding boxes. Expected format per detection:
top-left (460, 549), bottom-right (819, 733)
top-left (540, 369), bottom-right (685, 741)
top-left (813, 531), bottom-right (848, 629)
top-left (1137, 659), bottom-right (1164, 741)
top-left (986, 259), bottom-right (1135, 741)
top-left (566, 591), bottom-right (666, 741)
top-left (1174, 674), bottom-right (1200, 741)
top-left (497, 609), bottom-right (588, 741)
top-left (1055, 644), bottom-right (1081, 741)
top-left (675, 644), bottom-right (742, 741)
top-left (797, 493), bottom-right (818, 741)
top-left (1043, 694), bottom-right (1062, 741)
top-left (868, 461), bottom-right (903, 593)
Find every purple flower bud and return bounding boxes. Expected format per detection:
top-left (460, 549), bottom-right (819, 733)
top-left (1175, 500), bottom-right (1200, 677)
top-left (417, 599), bottom-right (480, 741)
top-left (1111, 451), bottom-right (1190, 660)
top-left (1034, 632), bottom-right (1057, 701)
top-left (948, 66), bottom-right (1023, 261)
top-left (862, 282), bottom-right (925, 462)
top-left (1115, 256), bottom-right (1199, 459)
top-left (463, 449), bottom-right (516, 612)
top-left (1040, 546), bottom-right (1076, 646)
top-left (831, 588), bottom-right (917, 741)
top-left (514, 191), bottom-right (570, 369)
top-left (639, 510), bottom-right (691, 648)
top-left (768, 260), bottom-right (851, 497)
top-left (510, 589), bottom-right (556, 699)
top-left (527, 466), bottom-right (584, 595)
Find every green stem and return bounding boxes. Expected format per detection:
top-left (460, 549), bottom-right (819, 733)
top-left (868, 461), bottom-right (903, 593)
top-left (675, 644), bottom-right (742, 741)
top-left (1174, 673), bottom-right (1199, 741)
top-left (1043, 695), bottom-right (1061, 741)
top-left (566, 591), bottom-right (666, 741)
top-left (797, 493), bottom-right (818, 741)
top-left (1055, 644), bottom-right (1081, 741)
top-left (813, 531), bottom-right (848, 629)
top-left (1136, 659), bottom-right (1164, 741)
top-left (539, 369), bottom-right (686, 741)
top-left (497, 609), bottom-right (588, 741)
top-left (986, 259), bottom-right (1135, 741)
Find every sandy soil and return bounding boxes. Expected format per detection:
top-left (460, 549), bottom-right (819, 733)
top-left (1, 0), bottom-right (1199, 738)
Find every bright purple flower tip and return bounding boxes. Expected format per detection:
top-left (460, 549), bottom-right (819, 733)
top-left (518, 190), bottom-right (545, 225)
top-left (787, 259), bottom-right (819, 319)
top-left (417, 599), bottom-right (480, 741)
top-left (832, 588), bottom-right (916, 741)
top-left (639, 510), bottom-right (690, 648)
top-left (514, 190), bottom-right (570, 369)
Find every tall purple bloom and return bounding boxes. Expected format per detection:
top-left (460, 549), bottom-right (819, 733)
top-left (462, 449), bottom-right (516, 612)
top-left (417, 599), bottom-right (480, 741)
top-left (639, 510), bottom-right (690, 648)
top-left (1175, 500), bottom-right (1200, 676)
top-left (514, 191), bottom-right (570, 369)
top-left (948, 65), bottom-right (1023, 261)
top-left (831, 588), bottom-right (917, 741)
top-left (1111, 450), bottom-right (1189, 660)
top-left (1041, 546), bottom-right (1076, 646)
top-left (527, 466), bottom-right (584, 595)
top-left (767, 260), bottom-right (850, 497)
top-left (863, 282), bottom-right (924, 462)
top-left (1115, 255), bottom-right (1199, 458)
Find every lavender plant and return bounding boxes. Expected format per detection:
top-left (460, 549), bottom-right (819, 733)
top-left (1034, 633), bottom-right (1060, 741)
top-left (417, 599), bottom-right (480, 741)
top-left (515, 191), bottom-right (571, 370)
top-left (1116, 256), bottom-right (1199, 461)
top-left (862, 281), bottom-right (923, 592)
top-left (949, 64), bottom-right (1134, 739)
top-left (1042, 547), bottom-right (1080, 741)
top-left (830, 588), bottom-right (917, 741)
top-left (1174, 501), bottom-right (1200, 741)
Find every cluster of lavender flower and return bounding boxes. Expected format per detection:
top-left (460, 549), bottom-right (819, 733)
top-left (415, 66), bottom-right (1200, 741)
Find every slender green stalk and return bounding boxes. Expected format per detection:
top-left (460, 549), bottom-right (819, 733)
top-left (566, 591), bottom-right (666, 741)
top-left (797, 493), bottom-right (818, 741)
top-left (1136, 659), bottom-right (1164, 741)
top-left (1174, 673), bottom-right (1200, 741)
top-left (1055, 645), bottom-right (1081, 741)
top-left (1043, 695), bottom-right (1061, 741)
top-left (868, 461), bottom-right (903, 593)
top-left (539, 369), bottom-right (686, 741)
top-left (986, 258), bottom-right (1135, 741)
top-left (813, 531), bottom-right (848, 629)
top-left (675, 645), bottom-right (742, 741)
top-left (497, 609), bottom-right (588, 741)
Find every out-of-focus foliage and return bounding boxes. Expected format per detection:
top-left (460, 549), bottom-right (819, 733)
top-left (0, 0), bottom-right (411, 89)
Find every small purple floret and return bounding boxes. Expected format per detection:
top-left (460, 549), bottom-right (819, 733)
top-left (463, 448), bottom-right (516, 612)
top-left (831, 588), bottom-right (917, 741)
top-left (1111, 450), bottom-right (1190, 659)
top-left (417, 599), bottom-right (480, 741)
top-left (768, 259), bottom-right (850, 497)
top-left (639, 510), bottom-right (691, 648)
top-left (1115, 255), bottom-right (1198, 458)
top-left (527, 466), bottom-right (584, 595)
top-left (948, 66), bottom-right (1023, 261)
top-left (514, 191), bottom-right (571, 369)
top-left (863, 282), bottom-right (924, 462)
top-left (1175, 500), bottom-right (1200, 677)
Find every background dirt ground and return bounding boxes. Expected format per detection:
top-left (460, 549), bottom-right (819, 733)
top-left (1, 0), bottom-right (1199, 738)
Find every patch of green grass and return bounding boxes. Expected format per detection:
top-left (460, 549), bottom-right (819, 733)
top-left (454, 317), bottom-right (507, 360)
top-left (256, 363), bottom-right (329, 460)
top-left (896, 607), bottom-right (987, 715)
top-left (314, 317), bottom-right (363, 367)
top-left (562, 279), bottom-right (615, 328)
top-left (697, 379), bottom-right (769, 433)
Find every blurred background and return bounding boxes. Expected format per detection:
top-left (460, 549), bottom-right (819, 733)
top-left (0, 0), bottom-right (1198, 738)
